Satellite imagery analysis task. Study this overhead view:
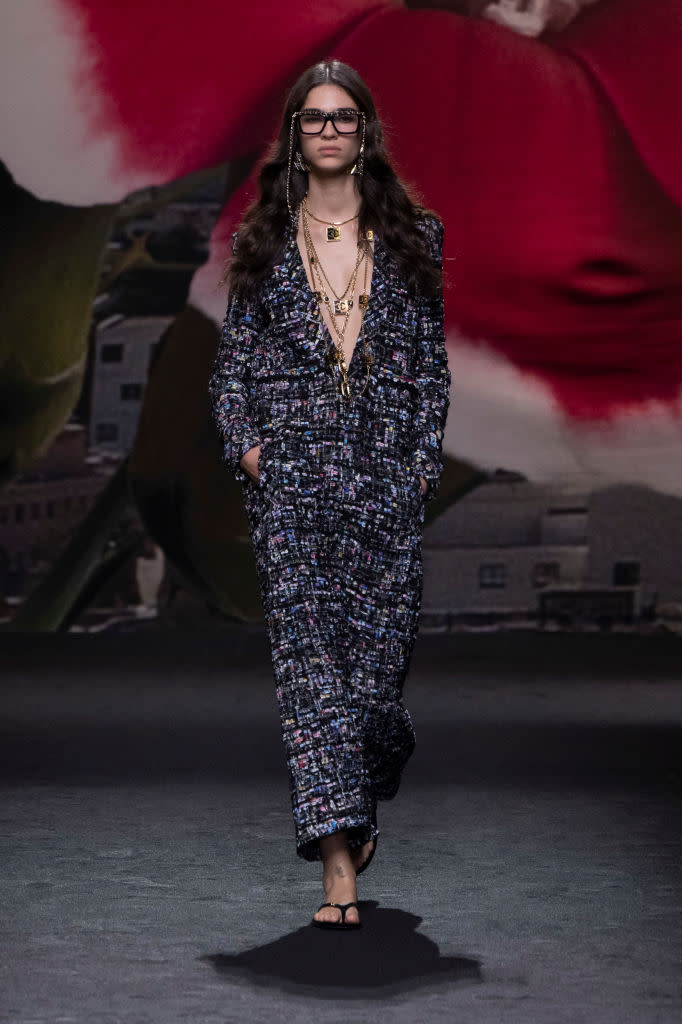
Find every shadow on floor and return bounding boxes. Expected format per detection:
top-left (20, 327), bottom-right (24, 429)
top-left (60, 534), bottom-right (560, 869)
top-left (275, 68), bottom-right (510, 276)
top-left (200, 901), bottom-right (482, 999)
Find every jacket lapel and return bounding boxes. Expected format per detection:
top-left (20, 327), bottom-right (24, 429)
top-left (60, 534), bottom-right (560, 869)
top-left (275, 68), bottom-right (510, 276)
top-left (266, 222), bottom-right (387, 367)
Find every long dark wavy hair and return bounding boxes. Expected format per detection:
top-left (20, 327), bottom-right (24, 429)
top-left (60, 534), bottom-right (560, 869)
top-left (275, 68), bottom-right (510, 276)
top-left (225, 60), bottom-right (443, 300)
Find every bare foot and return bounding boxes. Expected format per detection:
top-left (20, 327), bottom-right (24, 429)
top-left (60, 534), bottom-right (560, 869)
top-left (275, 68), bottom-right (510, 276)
top-left (313, 830), bottom-right (360, 926)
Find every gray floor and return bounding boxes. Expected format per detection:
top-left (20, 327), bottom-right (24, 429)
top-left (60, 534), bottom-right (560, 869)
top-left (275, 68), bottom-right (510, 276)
top-left (1, 630), bottom-right (681, 1023)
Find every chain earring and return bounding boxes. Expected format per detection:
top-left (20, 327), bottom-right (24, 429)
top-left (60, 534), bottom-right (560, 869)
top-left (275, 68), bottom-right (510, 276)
top-left (347, 114), bottom-right (366, 177)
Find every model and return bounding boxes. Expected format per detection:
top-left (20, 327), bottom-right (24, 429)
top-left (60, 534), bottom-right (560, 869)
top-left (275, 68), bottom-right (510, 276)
top-left (209, 59), bottom-right (451, 930)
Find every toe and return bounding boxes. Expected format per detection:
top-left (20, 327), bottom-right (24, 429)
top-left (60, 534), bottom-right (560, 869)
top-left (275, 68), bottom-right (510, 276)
top-left (343, 904), bottom-right (360, 924)
top-left (315, 905), bottom-right (342, 924)
top-left (314, 898), bottom-right (360, 925)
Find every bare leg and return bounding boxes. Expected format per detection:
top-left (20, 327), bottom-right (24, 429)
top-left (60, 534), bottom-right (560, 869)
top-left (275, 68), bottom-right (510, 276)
top-left (312, 830), bottom-right (360, 925)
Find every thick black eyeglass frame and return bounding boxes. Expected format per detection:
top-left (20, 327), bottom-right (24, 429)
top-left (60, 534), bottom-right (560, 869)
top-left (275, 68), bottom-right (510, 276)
top-left (295, 108), bottom-right (365, 135)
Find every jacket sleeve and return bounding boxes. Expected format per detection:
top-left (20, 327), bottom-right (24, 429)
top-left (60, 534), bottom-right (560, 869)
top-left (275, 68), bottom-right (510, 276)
top-left (208, 271), bottom-right (264, 485)
top-left (411, 216), bottom-right (452, 502)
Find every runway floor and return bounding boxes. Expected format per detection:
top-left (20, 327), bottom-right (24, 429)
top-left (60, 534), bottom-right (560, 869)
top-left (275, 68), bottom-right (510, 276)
top-left (1, 630), bottom-right (681, 1023)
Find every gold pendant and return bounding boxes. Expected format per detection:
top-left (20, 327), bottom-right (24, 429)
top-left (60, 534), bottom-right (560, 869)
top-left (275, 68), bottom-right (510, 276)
top-left (358, 293), bottom-right (369, 309)
top-left (314, 290), bottom-right (328, 303)
top-left (340, 377), bottom-right (351, 400)
top-left (334, 298), bottom-right (352, 314)
top-left (365, 230), bottom-right (374, 241)
top-left (327, 225), bottom-right (341, 242)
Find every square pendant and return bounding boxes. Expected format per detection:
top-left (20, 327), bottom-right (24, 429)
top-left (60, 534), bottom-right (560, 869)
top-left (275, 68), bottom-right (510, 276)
top-left (334, 298), bottom-right (352, 314)
top-left (358, 293), bottom-right (370, 309)
top-left (327, 226), bottom-right (341, 241)
top-left (365, 230), bottom-right (374, 241)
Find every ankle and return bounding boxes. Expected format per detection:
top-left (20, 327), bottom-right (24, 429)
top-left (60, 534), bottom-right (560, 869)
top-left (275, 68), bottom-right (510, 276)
top-left (322, 858), bottom-right (355, 880)
top-left (319, 829), bottom-right (350, 860)
top-left (322, 854), bottom-right (357, 887)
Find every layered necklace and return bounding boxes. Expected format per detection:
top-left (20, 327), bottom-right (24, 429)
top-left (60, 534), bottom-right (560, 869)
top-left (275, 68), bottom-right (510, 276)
top-left (301, 194), bottom-right (373, 403)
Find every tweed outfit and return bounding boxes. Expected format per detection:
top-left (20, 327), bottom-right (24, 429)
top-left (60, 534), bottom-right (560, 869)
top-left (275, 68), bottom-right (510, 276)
top-left (209, 212), bottom-right (451, 861)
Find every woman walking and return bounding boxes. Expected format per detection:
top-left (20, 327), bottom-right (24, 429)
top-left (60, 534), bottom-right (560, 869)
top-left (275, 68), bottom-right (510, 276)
top-left (209, 60), bottom-right (451, 930)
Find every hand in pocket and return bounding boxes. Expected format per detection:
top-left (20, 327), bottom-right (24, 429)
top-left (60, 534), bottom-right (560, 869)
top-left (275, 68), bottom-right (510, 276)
top-left (239, 445), bottom-right (261, 484)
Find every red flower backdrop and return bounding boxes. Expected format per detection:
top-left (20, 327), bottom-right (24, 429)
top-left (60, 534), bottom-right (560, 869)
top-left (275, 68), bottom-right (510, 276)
top-left (1, 0), bottom-right (682, 624)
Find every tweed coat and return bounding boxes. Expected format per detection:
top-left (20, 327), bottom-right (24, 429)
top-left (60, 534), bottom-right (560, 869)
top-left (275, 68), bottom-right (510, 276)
top-left (209, 211), bottom-right (451, 861)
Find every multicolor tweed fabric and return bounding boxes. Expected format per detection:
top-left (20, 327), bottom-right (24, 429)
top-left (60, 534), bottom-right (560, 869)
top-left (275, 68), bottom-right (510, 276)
top-left (209, 213), bottom-right (451, 861)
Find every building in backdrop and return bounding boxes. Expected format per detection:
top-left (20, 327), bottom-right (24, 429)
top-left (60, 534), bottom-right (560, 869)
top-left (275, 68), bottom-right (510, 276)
top-left (422, 474), bottom-right (682, 630)
top-left (0, 424), bottom-right (119, 599)
top-left (89, 314), bottom-right (172, 455)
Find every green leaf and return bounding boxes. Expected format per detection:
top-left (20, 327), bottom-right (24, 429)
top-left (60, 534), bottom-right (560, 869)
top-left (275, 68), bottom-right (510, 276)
top-left (0, 162), bottom-right (114, 484)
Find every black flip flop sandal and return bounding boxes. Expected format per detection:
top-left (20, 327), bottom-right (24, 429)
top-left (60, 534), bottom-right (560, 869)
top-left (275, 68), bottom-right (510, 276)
top-left (312, 900), bottom-right (362, 930)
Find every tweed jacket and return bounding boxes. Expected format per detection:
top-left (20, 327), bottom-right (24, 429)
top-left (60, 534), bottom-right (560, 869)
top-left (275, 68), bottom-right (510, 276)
top-left (209, 213), bottom-right (451, 505)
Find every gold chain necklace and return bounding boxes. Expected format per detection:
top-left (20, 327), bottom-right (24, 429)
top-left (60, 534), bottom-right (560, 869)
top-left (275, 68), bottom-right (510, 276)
top-left (301, 204), bottom-right (373, 403)
top-left (303, 197), bottom-right (360, 242)
top-left (302, 208), bottom-right (362, 342)
top-left (302, 207), bottom-right (362, 310)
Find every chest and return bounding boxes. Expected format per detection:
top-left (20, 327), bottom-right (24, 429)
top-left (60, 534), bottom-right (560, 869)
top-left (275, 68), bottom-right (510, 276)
top-left (294, 230), bottom-right (373, 365)
top-left (256, 233), bottom-right (420, 379)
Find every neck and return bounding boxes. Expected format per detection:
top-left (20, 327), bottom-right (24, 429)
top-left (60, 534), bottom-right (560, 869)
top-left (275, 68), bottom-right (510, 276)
top-left (304, 174), bottom-right (361, 220)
